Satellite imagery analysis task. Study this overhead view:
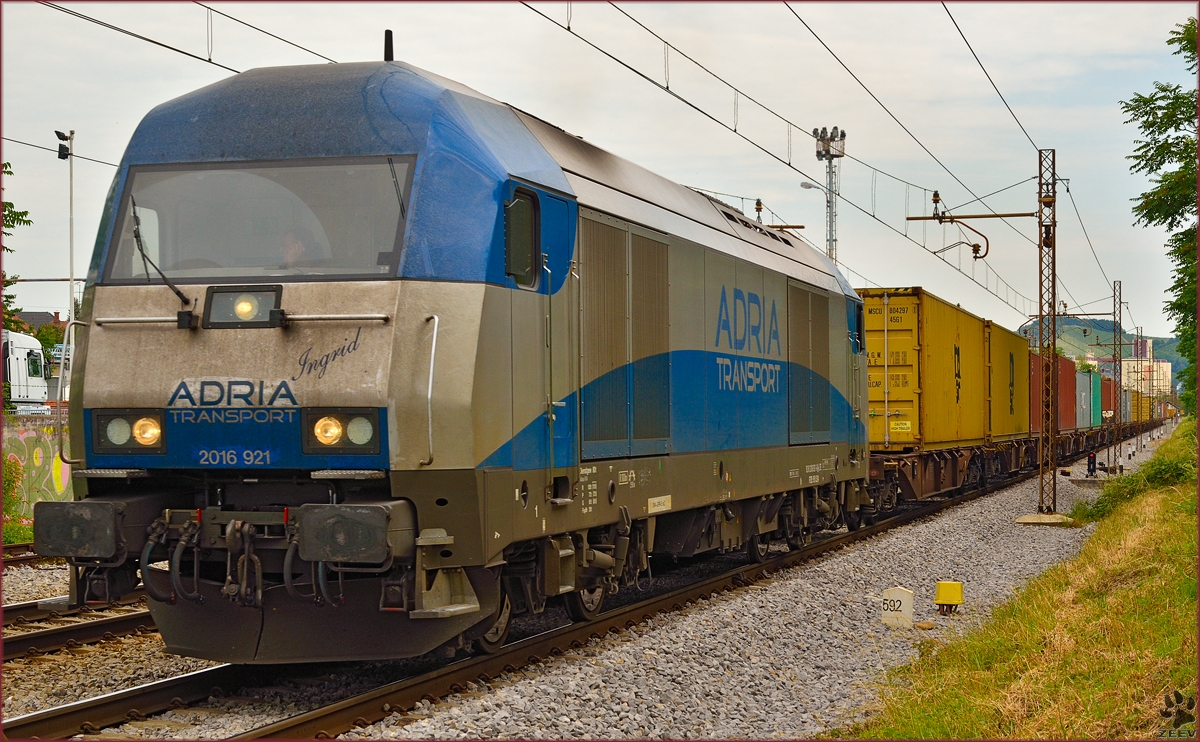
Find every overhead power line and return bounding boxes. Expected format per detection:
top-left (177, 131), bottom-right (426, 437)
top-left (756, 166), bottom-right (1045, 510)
top-left (193, 2), bottom-right (338, 64)
top-left (607, 3), bottom-right (934, 193)
top-left (941, 2), bottom-right (1038, 150)
top-left (946, 176), bottom-right (1035, 211)
top-left (2, 137), bottom-right (118, 167)
top-left (1060, 180), bottom-right (1113, 288)
top-left (525, 2), bottom-right (1032, 316)
top-left (937, 3), bottom-right (1117, 316)
top-left (783, 3), bottom-right (1120, 329)
top-left (40, 1), bottom-right (240, 73)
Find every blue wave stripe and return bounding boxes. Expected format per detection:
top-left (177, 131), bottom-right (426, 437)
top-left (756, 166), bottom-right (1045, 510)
top-left (482, 350), bottom-right (864, 471)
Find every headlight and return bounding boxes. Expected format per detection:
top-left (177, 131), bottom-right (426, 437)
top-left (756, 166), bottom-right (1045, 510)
top-left (133, 417), bottom-right (161, 446)
top-left (93, 410), bottom-right (166, 454)
top-left (347, 416), bottom-right (373, 445)
top-left (302, 409), bottom-right (381, 455)
top-left (106, 418), bottom-right (132, 446)
top-left (314, 416), bottom-right (343, 445)
top-left (203, 285), bottom-right (282, 329)
top-left (233, 294), bottom-right (260, 321)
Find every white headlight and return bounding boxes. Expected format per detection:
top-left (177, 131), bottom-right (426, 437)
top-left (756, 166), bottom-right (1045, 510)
top-left (106, 418), bottom-right (132, 446)
top-left (347, 417), bottom-right (373, 445)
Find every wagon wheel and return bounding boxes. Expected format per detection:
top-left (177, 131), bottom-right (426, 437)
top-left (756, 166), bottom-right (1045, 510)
top-left (843, 509), bottom-right (862, 532)
top-left (746, 533), bottom-right (770, 563)
top-left (472, 590), bottom-right (512, 654)
top-left (564, 583), bottom-right (607, 623)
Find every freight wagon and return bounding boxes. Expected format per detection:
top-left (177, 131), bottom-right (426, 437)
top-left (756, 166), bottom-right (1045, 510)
top-left (858, 287), bottom-right (1032, 501)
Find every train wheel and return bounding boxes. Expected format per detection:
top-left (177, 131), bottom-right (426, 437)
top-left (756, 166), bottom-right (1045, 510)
top-left (844, 510), bottom-right (862, 532)
top-left (473, 591), bottom-right (513, 654)
top-left (746, 533), bottom-right (770, 563)
top-left (861, 508), bottom-right (877, 527)
top-left (564, 583), bottom-right (607, 623)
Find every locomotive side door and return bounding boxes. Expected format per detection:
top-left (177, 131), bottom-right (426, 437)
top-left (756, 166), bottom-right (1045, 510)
top-left (508, 185), bottom-right (577, 503)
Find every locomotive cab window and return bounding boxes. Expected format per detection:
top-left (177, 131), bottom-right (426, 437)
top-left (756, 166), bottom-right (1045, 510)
top-left (103, 156), bottom-right (413, 284)
top-left (505, 190), bottom-right (539, 288)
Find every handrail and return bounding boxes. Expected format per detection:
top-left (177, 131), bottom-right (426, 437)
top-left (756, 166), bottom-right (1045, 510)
top-left (92, 316), bottom-right (177, 325)
top-left (283, 313), bottom-right (390, 323)
top-left (56, 320), bottom-right (87, 465)
top-left (418, 315), bottom-right (438, 466)
top-left (93, 313), bottom-right (389, 326)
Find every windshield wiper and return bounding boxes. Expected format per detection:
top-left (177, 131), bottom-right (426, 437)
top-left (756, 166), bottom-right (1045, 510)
top-left (129, 194), bottom-right (191, 309)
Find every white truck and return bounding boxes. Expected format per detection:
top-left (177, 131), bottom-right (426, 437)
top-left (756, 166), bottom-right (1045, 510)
top-left (3, 329), bottom-right (51, 414)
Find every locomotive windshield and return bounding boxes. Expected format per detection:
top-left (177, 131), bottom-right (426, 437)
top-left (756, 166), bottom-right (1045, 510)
top-left (104, 157), bottom-right (412, 282)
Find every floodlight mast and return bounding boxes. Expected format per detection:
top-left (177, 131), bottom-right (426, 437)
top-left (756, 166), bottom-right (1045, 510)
top-left (812, 126), bottom-right (845, 264)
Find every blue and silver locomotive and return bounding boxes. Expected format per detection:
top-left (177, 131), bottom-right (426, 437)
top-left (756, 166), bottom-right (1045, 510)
top-left (35, 58), bottom-right (870, 662)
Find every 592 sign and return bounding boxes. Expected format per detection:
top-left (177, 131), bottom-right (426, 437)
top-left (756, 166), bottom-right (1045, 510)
top-left (880, 586), bottom-right (914, 628)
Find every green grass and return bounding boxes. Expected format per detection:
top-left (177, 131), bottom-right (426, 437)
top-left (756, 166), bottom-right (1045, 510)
top-left (843, 419), bottom-right (1198, 739)
top-left (3, 521), bottom-right (33, 544)
top-left (1069, 418), bottom-right (1197, 522)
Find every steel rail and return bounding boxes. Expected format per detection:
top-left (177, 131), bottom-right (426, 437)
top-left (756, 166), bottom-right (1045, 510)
top-left (238, 430), bottom-right (1167, 740)
top-left (234, 472), bottom-right (1038, 739)
top-left (7, 422), bottom-right (1160, 739)
top-left (3, 542), bottom-right (58, 568)
top-left (2, 664), bottom-right (241, 740)
top-left (4, 606), bottom-right (155, 661)
top-left (4, 590), bottom-right (147, 627)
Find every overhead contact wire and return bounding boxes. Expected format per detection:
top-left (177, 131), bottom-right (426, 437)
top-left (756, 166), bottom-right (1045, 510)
top-left (941, 2), bottom-right (1038, 150)
top-left (40, 2), bottom-right (240, 73)
top-left (608, 2), bottom-right (936, 192)
top-left (526, 3), bottom-right (1034, 319)
top-left (2, 137), bottom-right (118, 167)
top-left (193, 2), bottom-right (338, 64)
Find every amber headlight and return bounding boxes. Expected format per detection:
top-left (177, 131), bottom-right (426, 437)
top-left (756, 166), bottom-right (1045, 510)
top-left (93, 410), bottom-right (166, 454)
top-left (132, 417), bottom-right (161, 446)
top-left (314, 416), bottom-right (343, 446)
top-left (302, 409), bottom-right (380, 455)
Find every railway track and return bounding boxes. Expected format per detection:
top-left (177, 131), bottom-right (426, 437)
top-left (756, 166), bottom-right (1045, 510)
top-left (4, 430), bottom-right (1158, 740)
top-left (3, 590), bottom-right (152, 659)
top-left (0, 466), bottom-right (1022, 740)
top-left (3, 541), bottom-right (54, 568)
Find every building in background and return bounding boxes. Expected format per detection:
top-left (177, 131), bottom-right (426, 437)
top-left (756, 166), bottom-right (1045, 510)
top-left (13, 311), bottom-right (68, 332)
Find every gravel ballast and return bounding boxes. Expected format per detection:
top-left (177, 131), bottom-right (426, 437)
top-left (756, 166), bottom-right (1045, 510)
top-left (343, 436), bottom-right (1167, 739)
top-left (0, 428), bottom-right (1172, 738)
top-left (2, 564), bottom-right (70, 604)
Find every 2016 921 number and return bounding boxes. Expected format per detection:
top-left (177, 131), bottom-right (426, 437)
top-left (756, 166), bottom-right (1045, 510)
top-left (198, 449), bottom-right (271, 465)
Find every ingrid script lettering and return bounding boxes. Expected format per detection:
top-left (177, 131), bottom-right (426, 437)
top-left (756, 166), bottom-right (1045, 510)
top-left (294, 327), bottom-right (362, 380)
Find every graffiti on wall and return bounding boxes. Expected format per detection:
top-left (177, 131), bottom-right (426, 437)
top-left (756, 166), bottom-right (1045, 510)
top-left (3, 416), bottom-right (73, 519)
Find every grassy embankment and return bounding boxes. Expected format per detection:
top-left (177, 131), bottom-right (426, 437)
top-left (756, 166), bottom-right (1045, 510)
top-left (845, 418), bottom-right (1198, 739)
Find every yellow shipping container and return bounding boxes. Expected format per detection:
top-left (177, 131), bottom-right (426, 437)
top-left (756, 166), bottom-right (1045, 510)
top-left (858, 287), bottom-right (1028, 452)
top-left (987, 318), bottom-right (1031, 442)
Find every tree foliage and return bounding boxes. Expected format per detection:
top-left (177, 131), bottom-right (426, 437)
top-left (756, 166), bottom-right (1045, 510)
top-left (2, 162), bottom-right (32, 333)
top-left (1121, 18), bottom-right (1198, 414)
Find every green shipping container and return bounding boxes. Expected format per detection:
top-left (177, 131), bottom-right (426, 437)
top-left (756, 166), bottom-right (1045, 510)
top-left (1090, 372), bottom-right (1102, 427)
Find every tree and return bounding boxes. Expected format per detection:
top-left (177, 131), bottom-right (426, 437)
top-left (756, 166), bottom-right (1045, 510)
top-left (2, 161), bottom-right (32, 333)
top-left (34, 322), bottom-right (64, 367)
top-left (1121, 18), bottom-right (1197, 415)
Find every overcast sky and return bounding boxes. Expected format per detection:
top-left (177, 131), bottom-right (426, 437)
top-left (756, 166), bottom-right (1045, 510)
top-left (2, 2), bottom-right (1193, 337)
